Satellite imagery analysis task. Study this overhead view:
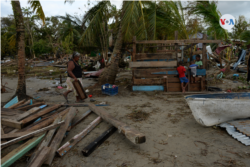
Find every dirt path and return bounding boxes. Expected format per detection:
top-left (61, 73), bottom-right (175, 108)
top-left (1, 75), bottom-right (250, 167)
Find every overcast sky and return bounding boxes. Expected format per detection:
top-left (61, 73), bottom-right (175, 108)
top-left (1, 1), bottom-right (250, 26)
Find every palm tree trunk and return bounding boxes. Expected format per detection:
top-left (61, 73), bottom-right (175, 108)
top-left (98, 21), bottom-right (123, 85)
top-left (11, 1), bottom-right (27, 100)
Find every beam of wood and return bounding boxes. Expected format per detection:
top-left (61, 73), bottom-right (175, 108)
top-left (44, 107), bottom-right (77, 166)
top-left (1, 108), bottom-right (24, 115)
top-left (1, 135), bottom-right (45, 167)
top-left (67, 110), bottom-right (92, 131)
top-left (135, 53), bottom-right (175, 60)
top-left (17, 108), bottom-right (70, 133)
top-left (136, 39), bottom-right (222, 44)
top-left (202, 34), bottom-right (207, 69)
top-left (129, 61), bottom-right (177, 68)
top-left (13, 99), bottom-right (31, 109)
top-left (82, 126), bottom-right (117, 157)
top-left (27, 147), bottom-right (51, 167)
top-left (57, 116), bottom-right (102, 156)
top-left (18, 102), bottom-right (45, 111)
top-left (16, 105), bottom-right (47, 121)
top-left (88, 103), bottom-right (146, 144)
top-left (1, 122), bottom-right (64, 149)
top-left (20, 104), bottom-right (61, 125)
top-left (8, 99), bottom-right (26, 109)
top-left (134, 69), bottom-right (176, 78)
top-left (134, 78), bottom-right (164, 85)
top-left (1, 118), bottom-right (22, 129)
top-left (1, 125), bottom-right (5, 135)
top-left (27, 116), bottom-right (62, 166)
top-left (0, 121), bottom-right (64, 140)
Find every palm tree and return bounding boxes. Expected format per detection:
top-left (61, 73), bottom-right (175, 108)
top-left (11, 0), bottom-right (45, 100)
top-left (188, 1), bottom-right (228, 40)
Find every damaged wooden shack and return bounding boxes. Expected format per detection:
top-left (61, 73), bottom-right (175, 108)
top-left (129, 31), bottom-right (222, 92)
top-left (1, 99), bottom-right (145, 167)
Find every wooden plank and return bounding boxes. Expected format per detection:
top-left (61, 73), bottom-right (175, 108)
top-left (168, 87), bottom-right (182, 92)
top-left (156, 50), bottom-right (181, 53)
top-left (44, 107), bottom-right (77, 166)
top-left (1, 121), bottom-right (64, 140)
top-left (134, 78), bottom-right (164, 85)
top-left (129, 61), bottom-right (177, 68)
top-left (57, 116), bottom-right (102, 156)
top-left (72, 80), bottom-right (87, 100)
top-left (1, 135), bottom-right (45, 167)
top-left (20, 104), bottom-right (61, 125)
top-left (18, 102), bottom-right (45, 111)
top-left (49, 104), bottom-right (109, 107)
top-left (88, 103), bottom-right (146, 144)
top-left (8, 99), bottom-right (26, 109)
top-left (135, 53), bottom-right (175, 60)
top-left (132, 85), bottom-right (164, 91)
top-left (134, 69), bottom-right (176, 78)
top-left (1, 118), bottom-right (22, 129)
top-left (136, 39), bottom-right (222, 44)
top-left (1, 108), bottom-right (24, 115)
top-left (82, 126), bottom-right (117, 157)
top-left (16, 105), bottom-right (47, 121)
top-left (1, 125), bottom-right (5, 135)
top-left (175, 31), bottom-right (178, 60)
top-left (67, 110), bottom-right (92, 131)
top-left (27, 147), bottom-right (51, 167)
top-left (17, 108), bottom-right (70, 133)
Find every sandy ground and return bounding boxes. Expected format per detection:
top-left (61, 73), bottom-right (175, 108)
top-left (1, 72), bottom-right (250, 167)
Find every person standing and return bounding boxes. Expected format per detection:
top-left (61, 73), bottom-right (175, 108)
top-left (63, 52), bottom-right (84, 103)
top-left (177, 61), bottom-right (189, 93)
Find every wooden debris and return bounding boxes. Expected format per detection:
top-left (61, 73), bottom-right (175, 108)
top-left (1, 135), bottom-right (45, 167)
top-left (82, 126), bottom-right (117, 157)
top-left (16, 106), bottom-right (45, 121)
top-left (44, 107), bottom-right (77, 166)
top-left (27, 147), bottom-right (51, 167)
top-left (1, 121), bottom-right (64, 148)
top-left (88, 103), bottom-right (146, 144)
top-left (1, 118), bottom-right (22, 129)
top-left (20, 104), bottom-right (61, 125)
top-left (8, 99), bottom-right (26, 109)
top-left (18, 102), bottom-right (45, 111)
top-left (57, 116), bottom-right (102, 156)
top-left (67, 110), bottom-right (91, 131)
top-left (1, 125), bottom-right (4, 135)
top-left (27, 116), bottom-right (62, 165)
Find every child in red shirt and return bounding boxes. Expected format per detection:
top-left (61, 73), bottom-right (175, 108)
top-left (177, 61), bottom-right (189, 93)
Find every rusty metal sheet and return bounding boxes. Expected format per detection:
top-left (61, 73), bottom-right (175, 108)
top-left (228, 119), bottom-right (250, 137)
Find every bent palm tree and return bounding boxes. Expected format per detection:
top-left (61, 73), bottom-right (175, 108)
top-left (11, 0), bottom-right (45, 100)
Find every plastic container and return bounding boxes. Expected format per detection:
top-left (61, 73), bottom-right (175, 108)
top-left (102, 83), bottom-right (118, 96)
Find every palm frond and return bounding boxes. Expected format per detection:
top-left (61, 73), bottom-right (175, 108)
top-left (28, 0), bottom-right (45, 25)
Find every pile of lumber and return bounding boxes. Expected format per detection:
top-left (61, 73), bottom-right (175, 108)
top-left (1, 100), bottom-right (146, 167)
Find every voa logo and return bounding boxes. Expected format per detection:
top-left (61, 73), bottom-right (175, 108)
top-left (219, 14), bottom-right (235, 30)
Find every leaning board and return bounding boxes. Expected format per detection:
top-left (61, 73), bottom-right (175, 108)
top-left (129, 61), bottom-right (177, 68)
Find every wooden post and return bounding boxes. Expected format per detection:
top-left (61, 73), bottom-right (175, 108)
top-left (88, 103), bottom-right (146, 144)
top-left (132, 36), bottom-right (136, 85)
top-left (175, 31), bottom-right (178, 61)
top-left (82, 126), bottom-right (117, 157)
top-left (202, 34), bottom-right (207, 69)
top-left (188, 70), bottom-right (190, 92)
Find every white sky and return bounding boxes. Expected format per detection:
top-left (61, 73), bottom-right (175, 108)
top-left (1, 0), bottom-right (250, 32)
